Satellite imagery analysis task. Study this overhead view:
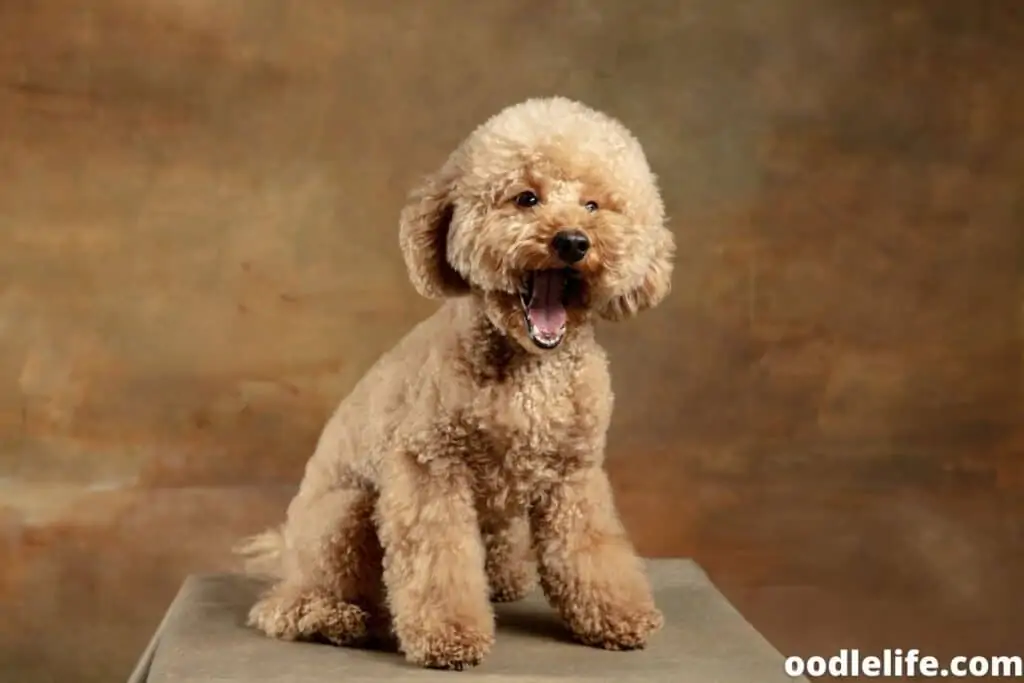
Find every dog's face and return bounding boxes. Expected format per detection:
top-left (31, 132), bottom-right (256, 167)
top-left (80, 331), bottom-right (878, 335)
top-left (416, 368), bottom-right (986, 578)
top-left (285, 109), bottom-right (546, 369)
top-left (400, 97), bottom-right (674, 353)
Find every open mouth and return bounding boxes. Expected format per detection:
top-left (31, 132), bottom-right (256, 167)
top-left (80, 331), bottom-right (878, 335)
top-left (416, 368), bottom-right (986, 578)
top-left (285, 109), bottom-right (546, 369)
top-left (519, 269), bottom-right (577, 350)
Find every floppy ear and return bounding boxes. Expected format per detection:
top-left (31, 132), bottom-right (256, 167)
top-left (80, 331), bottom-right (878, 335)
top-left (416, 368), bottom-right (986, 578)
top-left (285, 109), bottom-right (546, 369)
top-left (398, 165), bottom-right (470, 299)
top-left (599, 223), bottom-right (675, 321)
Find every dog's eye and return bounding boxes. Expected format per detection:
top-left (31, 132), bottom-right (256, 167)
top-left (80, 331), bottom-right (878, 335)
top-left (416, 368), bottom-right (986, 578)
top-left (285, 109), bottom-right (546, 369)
top-left (584, 200), bottom-right (599, 213)
top-left (514, 191), bottom-right (540, 208)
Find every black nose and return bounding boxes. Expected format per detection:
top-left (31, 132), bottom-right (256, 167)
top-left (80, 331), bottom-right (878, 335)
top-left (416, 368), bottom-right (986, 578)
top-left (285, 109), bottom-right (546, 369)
top-left (551, 229), bottom-right (590, 264)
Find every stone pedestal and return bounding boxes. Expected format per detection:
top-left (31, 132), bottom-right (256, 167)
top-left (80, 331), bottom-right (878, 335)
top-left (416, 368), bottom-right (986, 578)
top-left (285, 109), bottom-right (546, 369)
top-left (129, 559), bottom-right (806, 682)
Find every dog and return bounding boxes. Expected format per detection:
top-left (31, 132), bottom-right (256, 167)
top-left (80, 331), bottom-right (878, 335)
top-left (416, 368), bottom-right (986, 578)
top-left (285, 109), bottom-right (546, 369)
top-left (237, 96), bottom-right (675, 670)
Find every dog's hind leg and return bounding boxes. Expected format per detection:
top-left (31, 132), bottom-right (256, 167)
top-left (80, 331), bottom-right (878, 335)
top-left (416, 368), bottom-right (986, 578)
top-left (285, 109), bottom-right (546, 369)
top-left (247, 488), bottom-right (386, 647)
top-left (482, 511), bottom-right (536, 602)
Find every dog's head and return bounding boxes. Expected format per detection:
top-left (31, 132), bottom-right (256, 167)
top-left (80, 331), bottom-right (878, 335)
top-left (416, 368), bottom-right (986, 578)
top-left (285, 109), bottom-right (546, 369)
top-left (399, 97), bottom-right (674, 353)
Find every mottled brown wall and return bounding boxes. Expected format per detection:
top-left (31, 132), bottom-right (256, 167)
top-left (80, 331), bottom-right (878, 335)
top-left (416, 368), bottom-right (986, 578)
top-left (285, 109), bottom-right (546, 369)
top-left (1, 1), bottom-right (1021, 681)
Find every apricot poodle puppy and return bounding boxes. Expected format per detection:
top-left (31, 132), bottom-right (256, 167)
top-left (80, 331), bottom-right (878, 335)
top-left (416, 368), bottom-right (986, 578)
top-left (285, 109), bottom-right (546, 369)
top-left (237, 96), bottom-right (674, 670)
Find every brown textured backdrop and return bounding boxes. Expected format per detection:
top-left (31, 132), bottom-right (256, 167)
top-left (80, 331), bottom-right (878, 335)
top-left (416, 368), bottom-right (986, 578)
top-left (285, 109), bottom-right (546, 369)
top-left (1, 1), bottom-right (1021, 681)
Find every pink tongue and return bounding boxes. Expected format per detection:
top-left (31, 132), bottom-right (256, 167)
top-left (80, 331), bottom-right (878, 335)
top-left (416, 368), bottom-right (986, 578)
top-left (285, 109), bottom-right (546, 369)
top-left (527, 271), bottom-right (567, 335)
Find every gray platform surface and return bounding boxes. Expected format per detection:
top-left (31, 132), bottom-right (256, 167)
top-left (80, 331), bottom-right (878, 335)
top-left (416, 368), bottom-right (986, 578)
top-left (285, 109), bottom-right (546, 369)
top-left (130, 559), bottom-right (806, 682)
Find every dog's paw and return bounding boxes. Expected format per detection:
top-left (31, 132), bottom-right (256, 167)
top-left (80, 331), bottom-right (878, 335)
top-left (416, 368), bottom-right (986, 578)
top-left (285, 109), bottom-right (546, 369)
top-left (248, 592), bottom-right (370, 646)
top-left (490, 583), bottom-right (531, 603)
top-left (488, 565), bottom-right (536, 603)
top-left (301, 601), bottom-right (371, 646)
top-left (400, 620), bottom-right (495, 670)
top-left (568, 603), bottom-right (664, 651)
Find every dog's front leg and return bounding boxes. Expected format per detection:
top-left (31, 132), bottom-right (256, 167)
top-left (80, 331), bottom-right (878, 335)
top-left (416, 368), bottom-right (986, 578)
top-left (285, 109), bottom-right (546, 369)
top-left (530, 465), bottom-right (663, 650)
top-left (376, 457), bottom-right (494, 670)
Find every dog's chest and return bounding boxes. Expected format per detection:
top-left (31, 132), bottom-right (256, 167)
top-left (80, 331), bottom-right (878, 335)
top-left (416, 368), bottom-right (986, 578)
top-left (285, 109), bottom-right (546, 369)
top-left (460, 361), bottom-right (592, 509)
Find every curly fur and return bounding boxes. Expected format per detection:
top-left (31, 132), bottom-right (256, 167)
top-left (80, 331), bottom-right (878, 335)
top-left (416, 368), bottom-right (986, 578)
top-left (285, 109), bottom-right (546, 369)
top-left (237, 96), bottom-right (674, 670)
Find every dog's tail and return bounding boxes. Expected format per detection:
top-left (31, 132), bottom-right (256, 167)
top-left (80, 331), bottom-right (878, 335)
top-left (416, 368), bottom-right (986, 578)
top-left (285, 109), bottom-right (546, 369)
top-left (233, 526), bottom-right (286, 579)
